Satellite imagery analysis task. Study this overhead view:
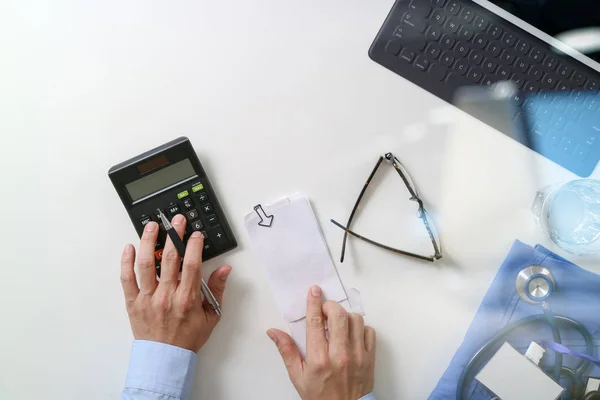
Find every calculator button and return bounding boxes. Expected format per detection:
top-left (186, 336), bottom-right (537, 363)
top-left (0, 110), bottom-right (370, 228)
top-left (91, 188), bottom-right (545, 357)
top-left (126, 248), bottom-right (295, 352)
top-left (155, 249), bottom-right (164, 260)
top-left (190, 220), bottom-right (204, 231)
top-left (201, 203), bottom-right (214, 214)
top-left (166, 205), bottom-right (180, 217)
top-left (140, 216), bottom-right (152, 226)
top-left (192, 183), bottom-right (204, 193)
top-left (195, 191), bottom-right (209, 203)
top-left (182, 198), bottom-right (194, 210)
top-left (177, 190), bottom-right (190, 199)
top-left (185, 209), bottom-right (199, 220)
top-left (153, 210), bottom-right (166, 221)
top-left (206, 214), bottom-right (219, 226)
top-left (155, 231), bottom-right (167, 249)
top-left (203, 240), bottom-right (214, 255)
top-left (212, 225), bottom-right (228, 247)
top-left (200, 230), bottom-right (209, 240)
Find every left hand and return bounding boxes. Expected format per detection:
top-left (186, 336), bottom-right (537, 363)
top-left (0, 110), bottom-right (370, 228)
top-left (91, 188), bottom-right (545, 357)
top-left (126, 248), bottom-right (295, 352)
top-left (120, 215), bottom-right (232, 352)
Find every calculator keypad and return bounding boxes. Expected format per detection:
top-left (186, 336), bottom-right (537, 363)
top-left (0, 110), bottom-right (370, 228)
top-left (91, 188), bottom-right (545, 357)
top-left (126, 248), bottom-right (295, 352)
top-left (142, 181), bottom-right (233, 276)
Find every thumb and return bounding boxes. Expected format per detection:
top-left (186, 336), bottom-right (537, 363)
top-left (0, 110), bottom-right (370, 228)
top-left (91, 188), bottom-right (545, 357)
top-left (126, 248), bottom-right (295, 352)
top-left (267, 329), bottom-right (303, 378)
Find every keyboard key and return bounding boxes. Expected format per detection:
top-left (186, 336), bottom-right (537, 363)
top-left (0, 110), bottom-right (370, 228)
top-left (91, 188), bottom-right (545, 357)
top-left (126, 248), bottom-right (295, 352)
top-left (431, 10), bottom-right (445, 25)
top-left (467, 67), bottom-right (483, 83)
top-left (446, 0), bottom-right (460, 15)
top-left (432, 0), bottom-right (447, 6)
top-left (482, 76), bottom-right (495, 86)
top-left (567, 104), bottom-right (582, 120)
top-left (201, 203), bottom-right (214, 214)
top-left (572, 72), bottom-right (585, 86)
top-left (530, 48), bottom-right (544, 62)
top-left (454, 58), bottom-right (468, 75)
top-left (556, 81), bottom-right (570, 92)
top-left (385, 39), bottom-right (403, 56)
top-left (426, 43), bottom-right (441, 59)
top-left (408, 1), bottom-right (432, 17)
top-left (474, 15), bottom-right (489, 31)
top-left (542, 73), bottom-right (558, 88)
top-left (473, 34), bottom-right (487, 49)
top-left (489, 24), bottom-right (502, 39)
top-left (415, 56), bottom-right (431, 71)
top-left (510, 73), bottom-right (525, 89)
top-left (575, 144), bottom-right (590, 161)
top-left (516, 41), bottom-right (530, 55)
top-left (502, 32), bottom-right (516, 46)
top-left (557, 63), bottom-right (572, 79)
top-left (543, 55), bottom-right (558, 71)
top-left (485, 42), bottom-right (501, 57)
top-left (483, 58), bottom-right (497, 73)
top-left (190, 219), bottom-right (204, 231)
top-left (585, 79), bottom-right (598, 90)
top-left (455, 41), bottom-right (469, 57)
top-left (524, 81), bottom-right (538, 93)
top-left (408, 37), bottom-right (427, 51)
top-left (515, 58), bottom-right (529, 73)
top-left (400, 48), bottom-right (416, 63)
top-left (206, 214), bottom-right (219, 226)
top-left (167, 204), bottom-right (181, 217)
top-left (440, 35), bottom-right (455, 49)
top-left (185, 209), bottom-right (199, 220)
top-left (458, 26), bottom-right (474, 41)
top-left (445, 72), bottom-right (469, 87)
top-left (402, 12), bottom-right (428, 33)
top-left (445, 18), bottom-right (460, 33)
top-left (427, 25), bottom-right (442, 41)
top-left (552, 98), bottom-right (567, 112)
top-left (559, 137), bottom-right (576, 153)
top-left (500, 49), bottom-right (516, 66)
top-left (585, 97), bottom-right (599, 112)
top-left (552, 116), bottom-right (566, 130)
top-left (497, 66), bottom-right (510, 79)
top-left (468, 50), bottom-right (483, 65)
top-left (548, 130), bottom-right (562, 145)
top-left (511, 92), bottom-right (524, 106)
top-left (459, 7), bottom-right (474, 23)
top-left (528, 65), bottom-right (543, 81)
top-left (440, 52), bottom-right (454, 67)
top-left (428, 63), bottom-right (447, 81)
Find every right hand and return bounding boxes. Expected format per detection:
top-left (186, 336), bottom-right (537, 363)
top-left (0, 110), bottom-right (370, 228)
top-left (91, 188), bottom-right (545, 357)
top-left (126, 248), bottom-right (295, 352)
top-left (267, 286), bottom-right (376, 400)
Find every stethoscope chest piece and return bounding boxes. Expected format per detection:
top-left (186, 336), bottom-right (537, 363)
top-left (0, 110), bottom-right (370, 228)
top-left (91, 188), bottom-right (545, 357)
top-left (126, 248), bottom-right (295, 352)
top-left (516, 265), bottom-right (556, 304)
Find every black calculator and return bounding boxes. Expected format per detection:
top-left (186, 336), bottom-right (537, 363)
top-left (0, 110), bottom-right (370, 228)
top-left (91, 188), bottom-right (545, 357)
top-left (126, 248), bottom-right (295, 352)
top-left (108, 137), bottom-right (237, 275)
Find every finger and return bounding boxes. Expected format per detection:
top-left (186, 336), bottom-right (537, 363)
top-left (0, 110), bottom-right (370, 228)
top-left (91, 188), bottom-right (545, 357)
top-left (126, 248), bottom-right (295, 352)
top-left (305, 285), bottom-right (327, 362)
top-left (159, 214), bottom-right (186, 287)
top-left (179, 231), bottom-right (204, 295)
top-left (138, 222), bottom-right (159, 294)
top-left (203, 265), bottom-right (232, 310)
top-left (267, 329), bottom-right (303, 378)
top-left (322, 301), bottom-right (350, 356)
top-left (348, 313), bottom-right (365, 355)
top-left (120, 244), bottom-right (139, 303)
top-left (364, 326), bottom-right (377, 354)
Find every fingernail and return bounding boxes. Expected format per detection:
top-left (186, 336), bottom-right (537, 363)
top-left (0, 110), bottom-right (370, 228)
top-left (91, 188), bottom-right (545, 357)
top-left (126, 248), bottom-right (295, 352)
top-left (124, 244), bottom-right (134, 254)
top-left (145, 222), bottom-right (157, 232)
top-left (267, 330), bottom-right (278, 344)
top-left (191, 231), bottom-right (203, 238)
top-left (220, 266), bottom-right (232, 281)
top-left (172, 214), bottom-right (185, 226)
top-left (310, 285), bottom-right (321, 297)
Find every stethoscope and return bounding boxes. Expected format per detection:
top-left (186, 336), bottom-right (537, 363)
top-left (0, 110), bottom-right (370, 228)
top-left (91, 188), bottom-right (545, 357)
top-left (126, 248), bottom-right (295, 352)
top-left (456, 266), bottom-right (597, 400)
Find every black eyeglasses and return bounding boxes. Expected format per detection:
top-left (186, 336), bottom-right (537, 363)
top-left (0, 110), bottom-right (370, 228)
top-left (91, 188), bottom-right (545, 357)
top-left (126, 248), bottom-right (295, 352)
top-left (331, 152), bottom-right (442, 263)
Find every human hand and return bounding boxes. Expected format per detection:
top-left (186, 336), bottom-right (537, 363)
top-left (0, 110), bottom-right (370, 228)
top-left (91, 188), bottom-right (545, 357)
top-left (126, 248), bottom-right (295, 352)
top-left (267, 286), bottom-right (376, 400)
top-left (120, 215), bottom-right (232, 352)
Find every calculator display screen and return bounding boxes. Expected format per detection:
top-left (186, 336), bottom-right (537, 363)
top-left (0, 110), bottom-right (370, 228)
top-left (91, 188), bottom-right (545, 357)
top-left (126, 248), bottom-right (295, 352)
top-left (126, 158), bottom-right (196, 202)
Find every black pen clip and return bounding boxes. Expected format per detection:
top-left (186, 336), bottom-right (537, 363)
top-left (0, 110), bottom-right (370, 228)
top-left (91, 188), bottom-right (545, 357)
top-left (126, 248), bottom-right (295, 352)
top-left (254, 204), bottom-right (274, 228)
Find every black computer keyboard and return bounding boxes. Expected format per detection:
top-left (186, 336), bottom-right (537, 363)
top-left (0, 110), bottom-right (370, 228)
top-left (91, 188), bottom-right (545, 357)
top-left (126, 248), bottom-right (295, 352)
top-left (369, 0), bottom-right (600, 177)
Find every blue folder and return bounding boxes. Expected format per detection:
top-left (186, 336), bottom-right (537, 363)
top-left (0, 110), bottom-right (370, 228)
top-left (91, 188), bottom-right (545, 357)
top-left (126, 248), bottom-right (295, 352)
top-left (428, 240), bottom-right (600, 399)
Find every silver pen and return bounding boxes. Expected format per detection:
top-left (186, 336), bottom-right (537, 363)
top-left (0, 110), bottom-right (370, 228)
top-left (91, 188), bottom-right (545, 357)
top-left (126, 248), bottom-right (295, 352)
top-left (157, 209), bottom-right (222, 315)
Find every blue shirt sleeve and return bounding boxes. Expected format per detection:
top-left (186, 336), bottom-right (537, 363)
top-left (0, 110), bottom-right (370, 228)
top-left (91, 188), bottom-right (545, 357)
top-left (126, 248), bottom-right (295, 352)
top-left (122, 340), bottom-right (197, 400)
top-left (358, 393), bottom-right (376, 400)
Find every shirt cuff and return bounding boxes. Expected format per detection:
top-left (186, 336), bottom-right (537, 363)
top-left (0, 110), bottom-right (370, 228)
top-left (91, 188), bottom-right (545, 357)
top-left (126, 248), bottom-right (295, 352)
top-left (125, 340), bottom-right (197, 400)
top-left (358, 393), bottom-right (376, 400)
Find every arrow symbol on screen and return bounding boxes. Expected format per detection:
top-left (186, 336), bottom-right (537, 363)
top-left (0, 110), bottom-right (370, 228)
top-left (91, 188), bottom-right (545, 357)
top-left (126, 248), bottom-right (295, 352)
top-left (254, 204), bottom-right (274, 228)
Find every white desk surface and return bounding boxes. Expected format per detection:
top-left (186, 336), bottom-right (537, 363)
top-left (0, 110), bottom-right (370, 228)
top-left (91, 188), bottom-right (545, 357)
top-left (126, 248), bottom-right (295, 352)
top-left (1, 1), bottom-right (599, 399)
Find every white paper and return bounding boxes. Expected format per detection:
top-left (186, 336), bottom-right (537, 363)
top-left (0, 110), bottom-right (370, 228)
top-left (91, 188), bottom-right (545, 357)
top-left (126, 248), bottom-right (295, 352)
top-left (476, 342), bottom-right (564, 400)
top-left (245, 194), bottom-right (347, 323)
